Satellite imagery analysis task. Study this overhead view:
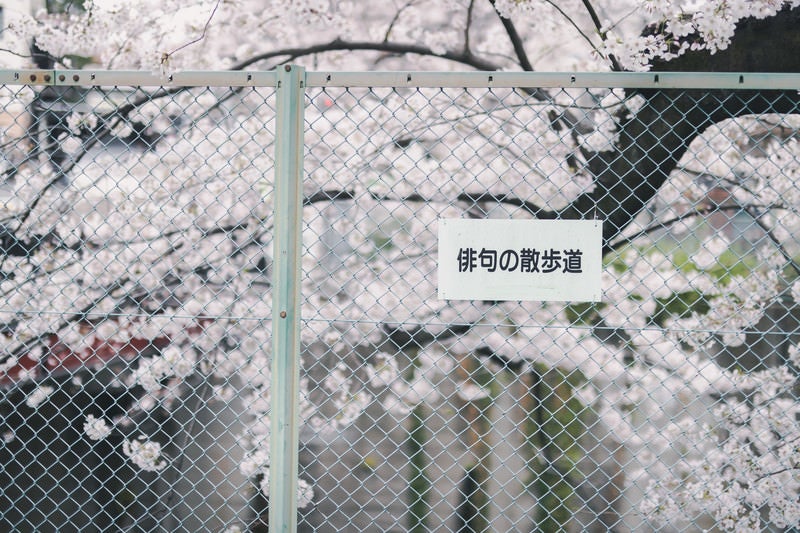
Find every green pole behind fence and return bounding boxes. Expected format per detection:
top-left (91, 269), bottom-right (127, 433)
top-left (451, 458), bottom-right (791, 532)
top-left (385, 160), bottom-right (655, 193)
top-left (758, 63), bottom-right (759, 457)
top-left (270, 64), bottom-right (305, 533)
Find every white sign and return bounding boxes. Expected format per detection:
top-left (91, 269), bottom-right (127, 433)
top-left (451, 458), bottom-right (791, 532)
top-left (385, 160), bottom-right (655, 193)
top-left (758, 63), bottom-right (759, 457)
top-left (437, 219), bottom-right (603, 302)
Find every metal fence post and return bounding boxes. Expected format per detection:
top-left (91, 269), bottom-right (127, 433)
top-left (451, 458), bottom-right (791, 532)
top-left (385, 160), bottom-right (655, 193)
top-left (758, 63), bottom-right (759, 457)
top-left (270, 64), bottom-right (305, 533)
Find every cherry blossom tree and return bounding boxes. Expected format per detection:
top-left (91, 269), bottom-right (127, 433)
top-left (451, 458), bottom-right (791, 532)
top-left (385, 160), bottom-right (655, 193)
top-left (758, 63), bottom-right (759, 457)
top-left (1, 1), bottom-right (800, 531)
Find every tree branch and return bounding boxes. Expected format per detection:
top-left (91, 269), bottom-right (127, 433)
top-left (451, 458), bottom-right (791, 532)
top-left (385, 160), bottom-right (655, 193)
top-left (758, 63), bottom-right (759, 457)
top-left (487, 0), bottom-right (534, 72)
top-left (231, 38), bottom-right (502, 73)
top-left (542, 0), bottom-right (606, 63)
top-left (579, 0), bottom-right (622, 71)
top-left (382, 0), bottom-right (416, 43)
top-left (162, 0), bottom-right (222, 66)
top-left (303, 188), bottom-right (557, 219)
top-left (463, 0), bottom-right (476, 54)
top-left (606, 204), bottom-right (769, 255)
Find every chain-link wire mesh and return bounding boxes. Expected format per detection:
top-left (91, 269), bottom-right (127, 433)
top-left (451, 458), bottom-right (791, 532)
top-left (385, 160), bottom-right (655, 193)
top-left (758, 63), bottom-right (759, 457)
top-left (1, 71), bottom-right (800, 532)
top-left (0, 76), bottom-right (278, 532)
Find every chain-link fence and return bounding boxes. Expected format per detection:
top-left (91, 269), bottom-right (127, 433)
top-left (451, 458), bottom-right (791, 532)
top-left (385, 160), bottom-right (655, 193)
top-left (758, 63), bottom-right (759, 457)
top-left (1, 69), bottom-right (800, 532)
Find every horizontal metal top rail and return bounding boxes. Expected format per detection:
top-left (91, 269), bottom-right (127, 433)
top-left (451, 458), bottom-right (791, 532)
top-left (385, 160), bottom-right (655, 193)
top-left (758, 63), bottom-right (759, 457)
top-left (305, 71), bottom-right (800, 90)
top-left (1, 69), bottom-right (800, 89)
top-left (0, 70), bottom-right (279, 87)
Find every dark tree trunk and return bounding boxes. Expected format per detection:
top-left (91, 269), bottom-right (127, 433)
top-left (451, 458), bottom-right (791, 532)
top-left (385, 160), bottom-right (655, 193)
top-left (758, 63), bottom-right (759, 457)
top-left (559, 6), bottom-right (800, 250)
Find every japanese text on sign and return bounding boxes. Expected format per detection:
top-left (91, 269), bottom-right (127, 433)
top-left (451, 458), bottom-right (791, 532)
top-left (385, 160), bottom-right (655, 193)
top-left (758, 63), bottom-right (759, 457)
top-left (438, 219), bottom-right (602, 302)
top-left (457, 247), bottom-right (584, 274)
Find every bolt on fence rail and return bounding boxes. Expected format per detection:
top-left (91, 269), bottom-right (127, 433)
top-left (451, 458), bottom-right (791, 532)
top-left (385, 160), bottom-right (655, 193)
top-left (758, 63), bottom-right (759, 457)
top-left (1, 68), bottom-right (800, 532)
